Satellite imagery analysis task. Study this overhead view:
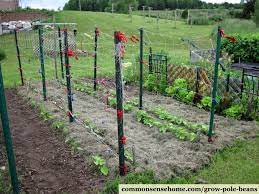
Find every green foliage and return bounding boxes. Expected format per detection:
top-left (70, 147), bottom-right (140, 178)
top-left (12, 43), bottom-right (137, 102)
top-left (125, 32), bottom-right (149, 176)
top-left (0, 50), bottom-right (6, 62)
top-left (136, 110), bottom-right (198, 142)
top-left (65, 136), bottom-right (83, 154)
top-left (144, 74), bottom-right (158, 92)
top-left (108, 97), bottom-right (134, 112)
top-left (51, 121), bottom-right (65, 130)
top-left (198, 96), bottom-right (221, 110)
top-left (165, 78), bottom-right (194, 104)
top-left (224, 104), bottom-right (245, 120)
top-left (152, 107), bottom-right (208, 134)
top-left (144, 74), bottom-right (168, 94)
top-left (221, 33), bottom-right (259, 63)
top-left (107, 97), bottom-right (117, 108)
top-left (39, 106), bottom-right (53, 121)
top-left (125, 149), bottom-right (134, 162)
top-left (198, 96), bottom-right (212, 109)
top-left (92, 155), bottom-right (109, 176)
top-left (190, 17), bottom-right (209, 25)
top-left (74, 82), bottom-right (94, 95)
top-left (0, 170), bottom-right (11, 193)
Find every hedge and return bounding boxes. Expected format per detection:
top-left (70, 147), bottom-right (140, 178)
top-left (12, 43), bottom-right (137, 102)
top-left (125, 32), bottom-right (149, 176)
top-left (221, 33), bottom-right (259, 63)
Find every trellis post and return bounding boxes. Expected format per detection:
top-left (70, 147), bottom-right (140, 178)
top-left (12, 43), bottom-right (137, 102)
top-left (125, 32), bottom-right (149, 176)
top-left (58, 27), bottom-right (64, 79)
top-left (64, 29), bottom-right (74, 122)
top-left (0, 63), bottom-right (20, 194)
top-left (93, 27), bottom-right (98, 91)
top-left (148, 47), bottom-right (153, 74)
top-left (139, 28), bottom-right (144, 110)
top-left (226, 73), bottom-right (230, 93)
top-left (195, 67), bottom-right (200, 94)
top-left (114, 31), bottom-right (126, 176)
top-left (14, 29), bottom-right (24, 86)
top-left (38, 27), bottom-right (47, 101)
top-left (208, 26), bottom-right (221, 142)
top-left (53, 16), bottom-right (58, 80)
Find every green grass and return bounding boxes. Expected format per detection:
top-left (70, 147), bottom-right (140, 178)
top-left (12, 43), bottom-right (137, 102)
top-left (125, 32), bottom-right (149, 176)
top-left (0, 11), bottom-right (214, 87)
top-left (103, 137), bottom-right (259, 193)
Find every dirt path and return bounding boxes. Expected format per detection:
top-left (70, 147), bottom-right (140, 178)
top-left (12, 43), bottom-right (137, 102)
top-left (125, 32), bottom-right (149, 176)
top-left (3, 89), bottom-right (105, 193)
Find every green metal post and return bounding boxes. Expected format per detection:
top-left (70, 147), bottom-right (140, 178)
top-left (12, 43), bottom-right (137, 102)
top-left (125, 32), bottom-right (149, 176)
top-left (0, 63), bottom-right (20, 194)
top-left (64, 29), bottom-right (74, 123)
top-left (114, 31), bottom-right (126, 176)
top-left (226, 73), bottom-right (230, 92)
top-left (58, 27), bottom-right (64, 79)
top-left (148, 47), bottom-right (153, 74)
top-left (14, 29), bottom-right (24, 86)
top-left (38, 27), bottom-right (47, 101)
top-left (93, 28), bottom-right (98, 91)
top-left (208, 26), bottom-right (222, 142)
top-left (139, 28), bottom-right (144, 110)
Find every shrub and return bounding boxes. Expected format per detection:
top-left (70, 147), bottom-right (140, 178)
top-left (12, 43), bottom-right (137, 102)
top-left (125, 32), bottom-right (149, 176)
top-left (221, 33), bottom-right (259, 63)
top-left (190, 17), bottom-right (209, 25)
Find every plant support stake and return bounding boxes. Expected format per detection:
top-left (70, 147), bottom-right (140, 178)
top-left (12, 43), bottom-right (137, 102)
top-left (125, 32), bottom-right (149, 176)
top-left (148, 47), bottom-right (153, 74)
top-left (64, 29), bottom-right (74, 122)
top-left (14, 29), bottom-right (24, 86)
top-left (208, 26), bottom-right (222, 142)
top-left (94, 28), bottom-right (98, 91)
top-left (38, 27), bottom-right (47, 101)
top-left (139, 28), bottom-right (144, 110)
top-left (0, 63), bottom-right (20, 194)
top-left (114, 31), bottom-right (126, 176)
top-left (58, 27), bottom-right (65, 79)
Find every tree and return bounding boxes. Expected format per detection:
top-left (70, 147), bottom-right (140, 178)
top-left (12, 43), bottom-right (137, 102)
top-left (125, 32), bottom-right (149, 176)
top-left (241, 0), bottom-right (256, 19)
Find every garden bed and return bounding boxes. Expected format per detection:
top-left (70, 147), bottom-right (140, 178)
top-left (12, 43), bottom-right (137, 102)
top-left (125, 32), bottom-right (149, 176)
top-left (17, 80), bottom-right (258, 179)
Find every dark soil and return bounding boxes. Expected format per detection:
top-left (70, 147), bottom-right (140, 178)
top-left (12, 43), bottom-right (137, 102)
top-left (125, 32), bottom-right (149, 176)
top-left (0, 89), bottom-right (105, 193)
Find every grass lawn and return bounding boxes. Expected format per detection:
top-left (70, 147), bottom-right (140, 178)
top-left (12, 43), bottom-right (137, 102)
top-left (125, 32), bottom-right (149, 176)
top-left (0, 11), bottom-right (258, 191)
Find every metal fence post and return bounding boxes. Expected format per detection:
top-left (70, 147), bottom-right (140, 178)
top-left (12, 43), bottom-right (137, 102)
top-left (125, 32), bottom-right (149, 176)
top-left (139, 28), bottom-right (144, 110)
top-left (14, 29), bottom-right (24, 86)
top-left (64, 29), bottom-right (74, 122)
top-left (38, 27), bottom-right (47, 101)
top-left (208, 26), bottom-right (221, 142)
top-left (0, 63), bottom-right (20, 194)
top-left (94, 28), bottom-right (98, 91)
top-left (114, 31), bottom-right (126, 176)
top-left (148, 47), bottom-right (153, 74)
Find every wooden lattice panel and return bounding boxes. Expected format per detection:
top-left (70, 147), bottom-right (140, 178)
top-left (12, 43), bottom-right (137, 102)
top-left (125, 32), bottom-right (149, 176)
top-left (168, 64), bottom-right (212, 95)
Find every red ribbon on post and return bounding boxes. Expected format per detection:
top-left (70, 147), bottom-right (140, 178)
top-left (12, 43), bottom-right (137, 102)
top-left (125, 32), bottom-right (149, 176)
top-left (117, 109), bottom-right (123, 120)
top-left (219, 29), bottom-right (237, 43)
top-left (67, 48), bottom-right (79, 60)
top-left (115, 32), bottom-right (128, 43)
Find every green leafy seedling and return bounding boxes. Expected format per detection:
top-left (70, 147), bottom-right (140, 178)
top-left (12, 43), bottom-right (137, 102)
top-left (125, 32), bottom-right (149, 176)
top-left (92, 155), bottom-right (109, 176)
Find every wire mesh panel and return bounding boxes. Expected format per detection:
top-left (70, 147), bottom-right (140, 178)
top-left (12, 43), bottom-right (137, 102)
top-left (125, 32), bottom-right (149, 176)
top-left (190, 49), bottom-right (215, 63)
top-left (32, 30), bottom-right (76, 58)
